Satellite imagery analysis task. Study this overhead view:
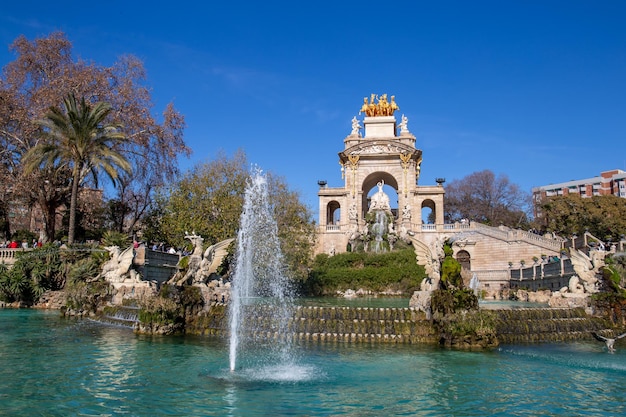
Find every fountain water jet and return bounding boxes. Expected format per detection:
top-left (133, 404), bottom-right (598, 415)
top-left (371, 210), bottom-right (388, 253)
top-left (469, 273), bottom-right (480, 296)
top-left (228, 168), bottom-right (296, 372)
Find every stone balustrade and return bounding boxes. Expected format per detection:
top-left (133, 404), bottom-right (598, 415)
top-left (508, 258), bottom-right (576, 291)
top-left (325, 224), bottom-right (342, 232)
top-left (0, 248), bottom-right (32, 266)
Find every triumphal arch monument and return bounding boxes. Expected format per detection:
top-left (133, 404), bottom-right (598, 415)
top-left (316, 94), bottom-right (444, 254)
top-left (316, 94), bottom-right (564, 293)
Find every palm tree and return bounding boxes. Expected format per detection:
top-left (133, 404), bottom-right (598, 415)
top-left (23, 93), bottom-right (131, 244)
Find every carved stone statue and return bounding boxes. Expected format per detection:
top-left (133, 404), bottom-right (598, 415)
top-left (346, 224), bottom-right (360, 249)
top-left (171, 236), bottom-right (235, 286)
top-left (185, 232), bottom-right (204, 257)
top-left (350, 116), bottom-right (362, 136)
top-left (411, 236), bottom-right (445, 282)
top-left (348, 203), bottom-right (358, 220)
top-left (369, 180), bottom-right (391, 212)
top-left (568, 248), bottom-right (602, 293)
top-left (398, 114), bottom-right (409, 133)
top-left (100, 245), bottom-right (138, 283)
top-left (402, 204), bottom-right (412, 220)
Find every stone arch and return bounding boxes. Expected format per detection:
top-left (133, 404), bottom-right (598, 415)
top-left (361, 172), bottom-right (399, 218)
top-left (456, 250), bottom-right (471, 271)
top-left (326, 200), bottom-right (341, 225)
top-left (421, 199), bottom-right (436, 224)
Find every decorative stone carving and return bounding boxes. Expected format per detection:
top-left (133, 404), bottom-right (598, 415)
top-left (348, 203), bottom-right (358, 220)
top-left (100, 245), bottom-right (138, 283)
top-left (568, 248), bottom-right (602, 293)
top-left (349, 143), bottom-right (406, 155)
top-left (410, 236), bottom-right (445, 281)
top-left (402, 204), bottom-right (411, 220)
top-left (171, 236), bottom-right (235, 286)
top-left (185, 231), bottom-right (204, 257)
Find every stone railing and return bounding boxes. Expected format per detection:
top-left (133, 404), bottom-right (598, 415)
top-left (470, 222), bottom-right (511, 241)
top-left (416, 223), bottom-right (472, 233)
top-left (510, 259), bottom-right (574, 281)
top-left (472, 269), bottom-right (510, 281)
top-left (458, 222), bottom-right (563, 252)
top-left (509, 229), bottom-right (563, 252)
top-left (0, 248), bottom-right (33, 267)
top-left (470, 269), bottom-right (510, 291)
top-left (411, 222), bottom-right (562, 252)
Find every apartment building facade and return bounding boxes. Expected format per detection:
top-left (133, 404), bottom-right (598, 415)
top-left (532, 169), bottom-right (626, 216)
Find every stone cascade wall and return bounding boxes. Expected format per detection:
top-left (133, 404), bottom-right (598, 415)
top-left (186, 304), bottom-right (615, 346)
top-left (97, 305), bottom-right (140, 328)
top-left (494, 308), bottom-right (611, 344)
top-left (250, 305), bottom-right (437, 344)
top-left (189, 305), bottom-right (439, 344)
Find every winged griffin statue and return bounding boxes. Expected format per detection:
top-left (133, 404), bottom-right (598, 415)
top-left (100, 245), bottom-right (138, 283)
top-left (567, 247), bottom-right (602, 294)
top-left (410, 236), bottom-right (445, 290)
top-left (172, 233), bottom-right (234, 286)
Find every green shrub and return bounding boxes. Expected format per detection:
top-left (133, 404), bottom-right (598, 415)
top-left (431, 288), bottom-right (478, 315)
top-left (304, 248), bottom-right (426, 295)
top-left (11, 230), bottom-right (37, 245)
top-left (0, 244), bottom-right (107, 306)
top-left (441, 310), bottom-right (497, 338)
top-left (101, 230), bottom-right (131, 248)
top-left (179, 285), bottom-right (203, 309)
top-left (441, 242), bottom-right (462, 288)
top-left (0, 245), bottom-right (64, 304)
top-left (64, 279), bottom-right (110, 312)
top-left (177, 255), bottom-right (190, 270)
top-left (138, 296), bottom-right (181, 325)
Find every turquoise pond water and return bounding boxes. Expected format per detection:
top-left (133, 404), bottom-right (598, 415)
top-left (1, 309), bottom-right (625, 417)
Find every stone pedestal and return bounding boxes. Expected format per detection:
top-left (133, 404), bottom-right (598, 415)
top-left (364, 116), bottom-right (395, 137)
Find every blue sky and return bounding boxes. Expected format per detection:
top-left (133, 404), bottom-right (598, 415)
top-left (2, 1), bottom-right (625, 215)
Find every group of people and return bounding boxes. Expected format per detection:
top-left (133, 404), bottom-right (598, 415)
top-left (150, 242), bottom-right (190, 256)
top-left (2, 239), bottom-right (43, 249)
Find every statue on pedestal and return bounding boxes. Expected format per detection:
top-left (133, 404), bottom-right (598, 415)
top-left (350, 116), bottom-right (362, 137)
top-left (369, 180), bottom-right (391, 212)
top-left (398, 114), bottom-right (409, 134)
